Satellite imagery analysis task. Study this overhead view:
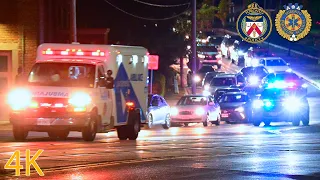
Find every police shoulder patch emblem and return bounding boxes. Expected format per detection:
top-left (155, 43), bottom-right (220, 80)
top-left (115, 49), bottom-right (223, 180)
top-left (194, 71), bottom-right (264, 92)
top-left (275, 3), bottom-right (312, 41)
top-left (236, 2), bottom-right (272, 44)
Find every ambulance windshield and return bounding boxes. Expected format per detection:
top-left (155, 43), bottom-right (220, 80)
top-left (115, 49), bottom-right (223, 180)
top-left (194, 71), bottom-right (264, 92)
top-left (27, 62), bottom-right (95, 88)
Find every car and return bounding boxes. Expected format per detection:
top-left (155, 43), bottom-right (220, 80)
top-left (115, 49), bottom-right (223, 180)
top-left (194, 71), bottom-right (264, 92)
top-left (257, 57), bottom-right (291, 73)
top-left (205, 73), bottom-right (246, 94)
top-left (242, 85), bottom-right (263, 99)
top-left (197, 46), bottom-right (222, 68)
top-left (170, 95), bottom-right (221, 127)
top-left (218, 92), bottom-right (252, 123)
top-left (213, 87), bottom-right (241, 101)
top-left (240, 66), bottom-right (269, 85)
top-left (252, 88), bottom-right (310, 126)
top-left (202, 71), bottom-right (226, 87)
top-left (147, 94), bottom-right (171, 129)
top-left (261, 72), bottom-right (308, 95)
top-left (193, 65), bottom-right (216, 87)
top-left (230, 39), bottom-right (259, 66)
top-left (220, 35), bottom-right (241, 59)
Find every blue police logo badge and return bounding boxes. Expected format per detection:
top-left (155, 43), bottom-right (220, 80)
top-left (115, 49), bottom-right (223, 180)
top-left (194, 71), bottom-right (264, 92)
top-left (236, 3), bottom-right (272, 44)
top-left (275, 3), bottom-right (312, 41)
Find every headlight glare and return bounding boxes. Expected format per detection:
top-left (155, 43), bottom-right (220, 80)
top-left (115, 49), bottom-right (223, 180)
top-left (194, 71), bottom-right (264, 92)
top-left (235, 106), bottom-right (244, 112)
top-left (68, 92), bottom-right (91, 107)
top-left (170, 107), bottom-right (179, 116)
top-left (7, 88), bottom-right (32, 110)
top-left (195, 107), bottom-right (205, 115)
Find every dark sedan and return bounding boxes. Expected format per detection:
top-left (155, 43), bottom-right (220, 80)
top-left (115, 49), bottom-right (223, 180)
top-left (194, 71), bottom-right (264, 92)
top-left (213, 87), bottom-right (241, 101)
top-left (218, 92), bottom-right (252, 123)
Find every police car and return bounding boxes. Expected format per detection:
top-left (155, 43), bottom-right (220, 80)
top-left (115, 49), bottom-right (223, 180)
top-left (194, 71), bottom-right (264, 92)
top-left (252, 88), bottom-right (309, 126)
top-left (7, 43), bottom-right (149, 141)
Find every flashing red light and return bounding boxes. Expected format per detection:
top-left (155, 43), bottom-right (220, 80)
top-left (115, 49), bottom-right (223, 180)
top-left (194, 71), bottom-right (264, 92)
top-left (42, 48), bottom-right (106, 57)
top-left (126, 102), bottom-right (134, 107)
top-left (61, 51), bottom-right (69, 55)
top-left (42, 48), bottom-right (53, 55)
top-left (76, 51), bottom-right (84, 56)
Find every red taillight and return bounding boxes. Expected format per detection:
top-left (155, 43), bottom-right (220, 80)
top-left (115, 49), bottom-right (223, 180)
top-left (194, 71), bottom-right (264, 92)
top-left (126, 102), bottom-right (134, 107)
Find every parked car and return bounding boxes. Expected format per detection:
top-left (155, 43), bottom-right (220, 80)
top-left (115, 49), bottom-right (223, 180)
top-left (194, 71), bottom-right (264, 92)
top-left (170, 95), bottom-right (221, 127)
top-left (206, 73), bottom-right (246, 94)
top-left (257, 57), bottom-right (291, 73)
top-left (147, 94), bottom-right (171, 129)
top-left (218, 92), bottom-right (252, 123)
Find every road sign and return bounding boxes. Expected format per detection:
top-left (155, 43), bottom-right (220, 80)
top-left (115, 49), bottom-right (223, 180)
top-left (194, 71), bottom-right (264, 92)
top-left (148, 55), bottom-right (159, 70)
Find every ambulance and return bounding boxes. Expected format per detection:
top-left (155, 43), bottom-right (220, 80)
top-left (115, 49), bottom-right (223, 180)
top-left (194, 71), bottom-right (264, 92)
top-left (7, 43), bottom-right (149, 141)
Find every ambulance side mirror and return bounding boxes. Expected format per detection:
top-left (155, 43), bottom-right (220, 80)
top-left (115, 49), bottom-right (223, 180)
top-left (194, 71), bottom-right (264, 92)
top-left (106, 70), bottom-right (114, 89)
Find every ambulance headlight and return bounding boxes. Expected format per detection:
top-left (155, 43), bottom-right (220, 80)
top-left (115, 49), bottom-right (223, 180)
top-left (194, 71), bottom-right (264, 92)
top-left (283, 96), bottom-right (301, 111)
top-left (7, 88), bottom-right (32, 111)
top-left (68, 92), bottom-right (92, 109)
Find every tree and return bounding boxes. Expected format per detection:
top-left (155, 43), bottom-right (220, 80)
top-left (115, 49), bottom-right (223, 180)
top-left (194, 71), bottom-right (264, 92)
top-left (214, 0), bottom-right (229, 28)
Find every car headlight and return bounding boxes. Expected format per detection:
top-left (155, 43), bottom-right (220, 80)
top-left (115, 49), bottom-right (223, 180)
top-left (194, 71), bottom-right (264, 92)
top-left (193, 75), bottom-right (201, 82)
top-left (195, 107), bottom-right (205, 115)
top-left (204, 84), bottom-right (210, 90)
top-left (170, 107), bottom-right (179, 116)
top-left (248, 76), bottom-right (259, 85)
top-left (283, 96), bottom-right (301, 111)
top-left (202, 90), bottom-right (211, 96)
top-left (253, 99), bottom-right (263, 109)
top-left (235, 106), bottom-right (244, 112)
top-left (7, 88), bottom-right (32, 111)
top-left (68, 92), bottom-right (91, 111)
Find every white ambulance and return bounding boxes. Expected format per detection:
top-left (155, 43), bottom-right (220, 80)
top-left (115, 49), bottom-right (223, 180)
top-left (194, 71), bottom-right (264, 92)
top-left (7, 43), bottom-right (149, 141)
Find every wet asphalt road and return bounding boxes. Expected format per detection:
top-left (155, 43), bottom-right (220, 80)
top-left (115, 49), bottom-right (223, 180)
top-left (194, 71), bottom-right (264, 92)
top-left (1, 61), bottom-right (320, 179)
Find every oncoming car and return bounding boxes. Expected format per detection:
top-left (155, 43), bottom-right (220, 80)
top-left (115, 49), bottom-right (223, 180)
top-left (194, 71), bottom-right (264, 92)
top-left (170, 95), bottom-right (221, 127)
top-left (252, 88), bottom-right (309, 126)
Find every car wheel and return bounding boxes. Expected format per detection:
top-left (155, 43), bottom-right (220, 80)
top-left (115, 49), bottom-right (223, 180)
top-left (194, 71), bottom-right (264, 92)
top-left (203, 114), bottom-right (209, 127)
top-left (253, 118), bottom-right (261, 127)
top-left (117, 126), bottom-right (128, 140)
top-left (215, 114), bottom-right (221, 126)
top-left (184, 123), bottom-right (189, 127)
top-left (147, 114), bottom-right (153, 129)
top-left (302, 114), bottom-right (309, 126)
top-left (162, 114), bottom-right (171, 129)
top-left (82, 115), bottom-right (97, 141)
top-left (127, 113), bottom-right (140, 140)
top-left (13, 125), bottom-right (28, 141)
top-left (292, 117), bottom-right (300, 126)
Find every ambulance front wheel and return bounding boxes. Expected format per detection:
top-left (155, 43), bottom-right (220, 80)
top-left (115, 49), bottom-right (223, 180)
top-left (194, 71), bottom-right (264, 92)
top-left (82, 115), bottom-right (97, 141)
top-left (13, 125), bottom-right (28, 141)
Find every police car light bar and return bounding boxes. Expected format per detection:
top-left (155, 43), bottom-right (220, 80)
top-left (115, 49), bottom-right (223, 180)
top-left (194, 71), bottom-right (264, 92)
top-left (42, 48), bottom-right (105, 57)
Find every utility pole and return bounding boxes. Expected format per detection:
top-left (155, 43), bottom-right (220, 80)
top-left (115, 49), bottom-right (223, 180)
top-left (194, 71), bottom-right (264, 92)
top-left (70, 0), bottom-right (77, 42)
top-left (39, 0), bottom-right (45, 44)
top-left (191, 0), bottom-right (197, 94)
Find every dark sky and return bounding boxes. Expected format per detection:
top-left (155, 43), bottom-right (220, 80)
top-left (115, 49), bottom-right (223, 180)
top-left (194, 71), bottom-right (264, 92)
top-left (77, 0), bottom-right (191, 44)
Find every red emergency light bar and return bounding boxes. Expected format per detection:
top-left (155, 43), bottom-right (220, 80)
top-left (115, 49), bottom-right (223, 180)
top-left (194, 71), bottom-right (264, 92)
top-left (42, 48), bottom-right (105, 57)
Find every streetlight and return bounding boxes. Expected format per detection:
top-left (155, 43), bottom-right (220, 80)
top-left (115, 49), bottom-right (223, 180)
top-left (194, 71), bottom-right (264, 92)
top-left (185, 35), bottom-right (190, 39)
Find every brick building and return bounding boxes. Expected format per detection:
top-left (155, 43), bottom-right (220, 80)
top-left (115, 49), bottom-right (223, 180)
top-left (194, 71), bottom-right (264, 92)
top-left (0, 0), bottom-right (110, 122)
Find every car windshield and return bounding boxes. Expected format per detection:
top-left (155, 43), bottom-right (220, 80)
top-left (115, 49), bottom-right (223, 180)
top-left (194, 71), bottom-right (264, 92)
top-left (198, 46), bottom-right (218, 52)
top-left (265, 59), bottom-right (287, 66)
top-left (211, 77), bottom-right (236, 86)
top-left (219, 94), bottom-right (248, 103)
top-left (198, 66), bottom-right (215, 73)
top-left (27, 62), bottom-right (95, 88)
top-left (177, 96), bottom-right (207, 106)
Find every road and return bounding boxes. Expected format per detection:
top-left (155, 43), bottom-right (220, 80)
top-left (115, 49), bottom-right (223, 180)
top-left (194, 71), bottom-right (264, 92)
top-left (1, 61), bottom-right (320, 179)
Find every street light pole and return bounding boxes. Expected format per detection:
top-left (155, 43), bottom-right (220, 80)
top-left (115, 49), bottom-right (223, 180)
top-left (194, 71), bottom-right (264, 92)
top-left (191, 0), bottom-right (197, 94)
top-left (70, 0), bottom-right (77, 42)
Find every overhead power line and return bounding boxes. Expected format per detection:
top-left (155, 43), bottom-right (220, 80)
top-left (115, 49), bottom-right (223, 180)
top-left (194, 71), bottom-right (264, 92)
top-left (103, 0), bottom-right (190, 21)
top-left (132, 0), bottom-right (190, 8)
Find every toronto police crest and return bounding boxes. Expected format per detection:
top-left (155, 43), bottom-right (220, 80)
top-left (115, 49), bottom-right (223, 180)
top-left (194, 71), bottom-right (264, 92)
top-left (236, 3), bottom-right (272, 44)
top-left (275, 3), bottom-right (312, 41)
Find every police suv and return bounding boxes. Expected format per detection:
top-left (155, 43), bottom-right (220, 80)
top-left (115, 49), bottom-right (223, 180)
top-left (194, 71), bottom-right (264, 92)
top-left (252, 88), bottom-right (309, 126)
top-left (7, 43), bottom-right (149, 141)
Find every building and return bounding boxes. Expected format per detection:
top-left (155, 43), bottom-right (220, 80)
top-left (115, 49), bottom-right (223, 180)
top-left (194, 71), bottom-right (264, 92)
top-left (0, 0), bottom-right (110, 122)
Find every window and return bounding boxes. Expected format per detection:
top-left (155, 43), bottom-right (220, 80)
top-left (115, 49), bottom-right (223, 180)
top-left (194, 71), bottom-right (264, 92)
top-left (28, 63), bottom-right (95, 88)
top-left (177, 96), bottom-right (207, 106)
top-left (160, 97), bottom-right (167, 106)
top-left (266, 59), bottom-right (287, 66)
top-left (211, 77), bottom-right (236, 86)
top-left (97, 65), bottom-right (106, 87)
top-left (151, 96), bottom-right (160, 106)
top-left (237, 74), bottom-right (245, 83)
top-left (219, 94), bottom-right (248, 103)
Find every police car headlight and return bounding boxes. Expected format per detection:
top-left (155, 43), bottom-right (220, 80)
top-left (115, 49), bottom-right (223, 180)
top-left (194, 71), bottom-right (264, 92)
top-left (248, 76), bottom-right (259, 85)
top-left (68, 92), bottom-right (92, 109)
top-left (7, 88), bottom-right (32, 111)
top-left (283, 96), bottom-right (301, 111)
top-left (253, 99), bottom-right (263, 109)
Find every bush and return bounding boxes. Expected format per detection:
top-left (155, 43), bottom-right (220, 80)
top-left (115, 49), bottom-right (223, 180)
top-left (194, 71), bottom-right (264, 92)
top-left (151, 72), bottom-right (166, 97)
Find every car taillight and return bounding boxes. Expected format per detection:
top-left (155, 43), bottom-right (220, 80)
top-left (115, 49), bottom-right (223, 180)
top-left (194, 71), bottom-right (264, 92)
top-left (126, 101), bottom-right (135, 110)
